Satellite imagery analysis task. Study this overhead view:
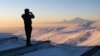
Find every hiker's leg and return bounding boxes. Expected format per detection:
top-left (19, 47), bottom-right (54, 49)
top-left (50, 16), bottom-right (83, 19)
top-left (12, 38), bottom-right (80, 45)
top-left (25, 26), bottom-right (32, 46)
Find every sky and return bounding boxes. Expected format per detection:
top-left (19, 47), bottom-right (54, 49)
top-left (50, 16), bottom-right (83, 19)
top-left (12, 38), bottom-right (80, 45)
top-left (0, 0), bottom-right (100, 27)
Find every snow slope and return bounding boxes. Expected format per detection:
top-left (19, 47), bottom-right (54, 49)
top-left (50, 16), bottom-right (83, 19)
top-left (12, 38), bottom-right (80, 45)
top-left (0, 33), bottom-right (25, 51)
top-left (23, 45), bottom-right (91, 56)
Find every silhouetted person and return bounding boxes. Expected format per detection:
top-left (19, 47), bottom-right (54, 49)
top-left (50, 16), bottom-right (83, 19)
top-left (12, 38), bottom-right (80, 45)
top-left (22, 9), bottom-right (35, 46)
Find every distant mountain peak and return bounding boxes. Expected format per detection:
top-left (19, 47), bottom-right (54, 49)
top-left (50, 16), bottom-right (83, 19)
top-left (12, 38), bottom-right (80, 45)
top-left (60, 17), bottom-right (90, 23)
top-left (56, 17), bottom-right (92, 24)
top-left (70, 17), bottom-right (91, 24)
top-left (72, 17), bottom-right (87, 21)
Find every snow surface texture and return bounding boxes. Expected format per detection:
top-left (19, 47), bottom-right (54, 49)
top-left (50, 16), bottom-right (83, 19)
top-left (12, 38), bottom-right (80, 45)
top-left (14, 19), bottom-right (100, 46)
top-left (23, 46), bottom-right (90, 56)
top-left (0, 33), bottom-right (25, 51)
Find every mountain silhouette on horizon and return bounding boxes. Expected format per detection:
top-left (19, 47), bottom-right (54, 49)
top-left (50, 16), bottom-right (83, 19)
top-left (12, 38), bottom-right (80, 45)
top-left (59, 17), bottom-right (92, 24)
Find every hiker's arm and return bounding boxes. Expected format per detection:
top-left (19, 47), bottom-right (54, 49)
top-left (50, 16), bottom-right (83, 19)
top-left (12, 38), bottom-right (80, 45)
top-left (30, 12), bottom-right (35, 19)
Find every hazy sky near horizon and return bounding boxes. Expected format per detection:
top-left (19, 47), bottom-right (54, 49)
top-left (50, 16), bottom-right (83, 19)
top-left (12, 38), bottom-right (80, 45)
top-left (0, 0), bottom-right (100, 27)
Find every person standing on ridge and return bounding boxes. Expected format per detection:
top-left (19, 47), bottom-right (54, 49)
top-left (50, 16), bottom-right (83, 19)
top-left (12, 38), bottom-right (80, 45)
top-left (22, 8), bottom-right (35, 46)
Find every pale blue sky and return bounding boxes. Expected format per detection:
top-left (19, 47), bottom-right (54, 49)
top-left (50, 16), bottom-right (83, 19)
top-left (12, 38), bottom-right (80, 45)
top-left (0, 0), bottom-right (100, 24)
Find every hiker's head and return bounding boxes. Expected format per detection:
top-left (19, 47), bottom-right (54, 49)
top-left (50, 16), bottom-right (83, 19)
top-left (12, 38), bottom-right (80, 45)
top-left (25, 8), bottom-right (30, 14)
